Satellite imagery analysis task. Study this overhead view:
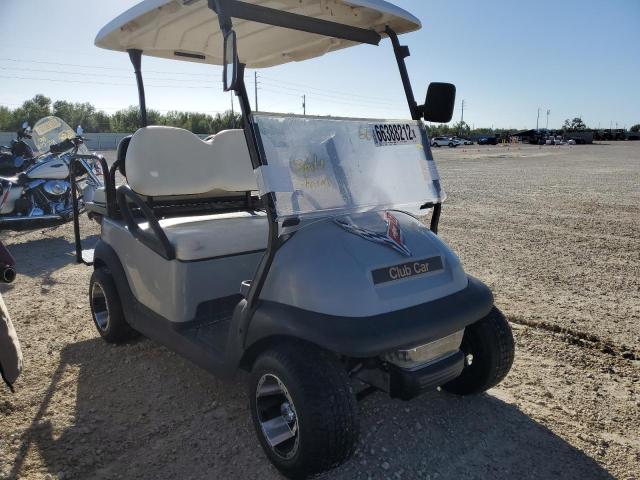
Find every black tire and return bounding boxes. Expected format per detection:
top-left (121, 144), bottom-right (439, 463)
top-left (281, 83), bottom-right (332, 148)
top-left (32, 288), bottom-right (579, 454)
top-left (249, 341), bottom-right (358, 479)
top-left (89, 268), bottom-right (137, 343)
top-left (443, 307), bottom-right (514, 395)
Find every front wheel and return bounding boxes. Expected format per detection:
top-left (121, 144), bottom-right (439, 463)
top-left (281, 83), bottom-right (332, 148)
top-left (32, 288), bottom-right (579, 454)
top-left (249, 342), bottom-right (358, 479)
top-left (442, 307), bottom-right (514, 395)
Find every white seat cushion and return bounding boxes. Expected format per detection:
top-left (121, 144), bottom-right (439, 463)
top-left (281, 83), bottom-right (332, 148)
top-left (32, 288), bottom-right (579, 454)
top-left (140, 211), bottom-right (268, 261)
top-left (126, 127), bottom-right (257, 197)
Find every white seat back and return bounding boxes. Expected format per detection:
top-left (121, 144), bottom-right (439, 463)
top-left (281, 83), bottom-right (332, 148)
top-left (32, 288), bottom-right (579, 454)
top-left (125, 126), bottom-right (257, 197)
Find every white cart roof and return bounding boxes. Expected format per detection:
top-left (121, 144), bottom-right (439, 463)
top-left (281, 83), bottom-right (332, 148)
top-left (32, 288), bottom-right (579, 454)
top-left (95, 0), bottom-right (421, 68)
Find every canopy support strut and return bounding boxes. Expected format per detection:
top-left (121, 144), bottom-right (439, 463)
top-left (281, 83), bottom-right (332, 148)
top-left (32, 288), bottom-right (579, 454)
top-left (385, 27), bottom-right (420, 121)
top-left (128, 49), bottom-right (148, 127)
top-left (210, 0), bottom-right (381, 46)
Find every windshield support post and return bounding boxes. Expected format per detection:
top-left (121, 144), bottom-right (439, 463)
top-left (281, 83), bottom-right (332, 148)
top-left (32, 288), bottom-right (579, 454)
top-left (206, 3), bottom-right (280, 312)
top-left (430, 204), bottom-right (441, 234)
top-left (127, 49), bottom-right (148, 127)
top-left (385, 27), bottom-right (420, 121)
top-left (208, 0), bottom-right (280, 313)
top-left (386, 27), bottom-right (443, 234)
top-left (233, 62), bottom-right (281, 313)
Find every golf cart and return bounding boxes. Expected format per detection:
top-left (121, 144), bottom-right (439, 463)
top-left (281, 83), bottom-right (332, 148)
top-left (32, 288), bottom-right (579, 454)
top-left (77, 1), bottom-right (515, 477)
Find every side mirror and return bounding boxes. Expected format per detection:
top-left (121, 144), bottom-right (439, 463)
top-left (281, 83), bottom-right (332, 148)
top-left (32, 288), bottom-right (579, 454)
top-left (76, 125), bottom-right (84, 136)
top-left (422, 83), bottom-right (456, 123)
top-left (223, 30), bottom-right (238, 91)
top-left (18, 122), bottom-right (32, 139)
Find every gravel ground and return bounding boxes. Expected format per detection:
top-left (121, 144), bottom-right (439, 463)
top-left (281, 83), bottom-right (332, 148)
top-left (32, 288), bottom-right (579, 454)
top-left (0, 142), bottom-right (638, 480)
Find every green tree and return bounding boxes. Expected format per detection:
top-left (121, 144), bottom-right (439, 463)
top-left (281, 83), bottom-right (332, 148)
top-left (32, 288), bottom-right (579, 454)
top-left (92, 110), bottom-right (112, 133)
top-left (110, 106), bottom-right (162, 132)
top-left (0, 106), bottom-right (12, 131)
top-left (52, 100), bottom-right (98, 132)
top-left (630, 124), bottom-right (640, 133)
top-left (11, 95), bottom-right (52, 129)
top-left (451, 120), bottom-right (471, 137)
top-left (563, 117), bottom-right (587, 131)
top-left (212, 111), bottom-right (242, 133)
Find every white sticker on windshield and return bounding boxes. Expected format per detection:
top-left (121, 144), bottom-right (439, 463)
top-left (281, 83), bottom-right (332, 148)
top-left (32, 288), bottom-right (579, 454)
top-left (33, 117), bottom-right (62, 136)
top-left (371, 123), bottom-right (419, 147)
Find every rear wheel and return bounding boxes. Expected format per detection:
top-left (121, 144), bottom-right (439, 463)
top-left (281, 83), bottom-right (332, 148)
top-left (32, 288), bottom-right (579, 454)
top-left (443, 307), bottom-right (514, 395)
top-left (448, 142), bottom-right (455, 147)
top-left (249, 342), bottom-right (358, 479)
top-left (89, 268), bottom-right (137, 343)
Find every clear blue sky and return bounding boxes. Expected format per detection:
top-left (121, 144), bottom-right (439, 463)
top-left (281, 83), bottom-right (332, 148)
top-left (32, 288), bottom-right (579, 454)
top-left (0, 0), bottom-right (638, 129)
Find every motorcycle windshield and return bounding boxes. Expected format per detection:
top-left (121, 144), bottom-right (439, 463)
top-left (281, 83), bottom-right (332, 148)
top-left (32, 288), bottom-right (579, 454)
top-left (253, 113), bottom-right (445, 220)
top-left (31, 116), bottom-right (89, 155)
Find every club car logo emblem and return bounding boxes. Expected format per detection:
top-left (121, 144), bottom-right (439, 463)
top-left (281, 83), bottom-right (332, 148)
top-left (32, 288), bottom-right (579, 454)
top-left (334, 212), bottom-right (411, 257)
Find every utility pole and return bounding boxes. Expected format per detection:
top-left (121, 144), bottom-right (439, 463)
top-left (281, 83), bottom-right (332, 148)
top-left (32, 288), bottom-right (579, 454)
top-left (546, 109), bottom-right (550, 130)
top-left (302, 95), bottom-right (306, 116)
top-left (536, 107), bottom-right (540, 131)
top-left (254, 72), bottom-right (259, 112)
top-left (230, 92), bottom-right (234, 115)
top-left (460, 99), bottom-right (465, 124)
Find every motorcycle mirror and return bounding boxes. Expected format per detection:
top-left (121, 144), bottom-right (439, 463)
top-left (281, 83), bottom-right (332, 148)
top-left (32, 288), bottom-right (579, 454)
top-left (76, 125), bottom-right (84, 136)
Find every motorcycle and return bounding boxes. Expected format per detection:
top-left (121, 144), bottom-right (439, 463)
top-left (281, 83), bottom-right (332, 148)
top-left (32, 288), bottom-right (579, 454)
top-left (0, 116), bottom-right (105, 228)
top-left (0, 122), bottom-right (36, 176)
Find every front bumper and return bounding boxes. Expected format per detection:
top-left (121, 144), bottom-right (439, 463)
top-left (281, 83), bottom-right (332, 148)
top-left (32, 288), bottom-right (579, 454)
top-left (247, 275), bottom-right (493, 359)
top-left (389, 350), bottom-right (464, 400)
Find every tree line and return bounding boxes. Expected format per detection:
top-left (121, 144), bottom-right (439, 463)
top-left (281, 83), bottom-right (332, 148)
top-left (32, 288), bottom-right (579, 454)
top-left (426, 121), bottom-right (512, 138)
top-left (0, 94), bottom-right (242, 134)
top-left (2, 95), bottom-right (637, 137)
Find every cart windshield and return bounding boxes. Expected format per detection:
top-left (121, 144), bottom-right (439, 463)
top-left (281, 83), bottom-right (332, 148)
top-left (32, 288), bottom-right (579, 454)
top-left (253, 113), bottom-right (444, 220)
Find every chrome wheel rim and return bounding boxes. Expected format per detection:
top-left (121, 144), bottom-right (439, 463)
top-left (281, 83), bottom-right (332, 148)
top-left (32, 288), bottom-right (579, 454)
top-left (255, 373), bottom-right (299, 459)
top-left (91, 282), bottom-right (109, 332)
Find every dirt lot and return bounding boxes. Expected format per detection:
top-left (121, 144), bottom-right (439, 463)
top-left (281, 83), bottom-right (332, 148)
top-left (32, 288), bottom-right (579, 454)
top-left (1, 142), bottom-right (638, 480)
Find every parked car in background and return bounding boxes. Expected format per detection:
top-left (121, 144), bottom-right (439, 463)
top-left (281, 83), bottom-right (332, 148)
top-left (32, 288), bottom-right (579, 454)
top-left (453, 137), bottom-right (473, 145)
top-left (545, 136), bottom-right (566, 145)
top-left (431, 136), bottom-right (457, 147)
top-left (477, 136), bottom-right (498, 145)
